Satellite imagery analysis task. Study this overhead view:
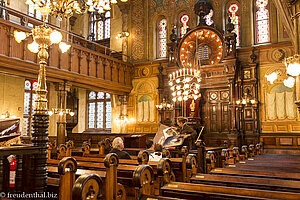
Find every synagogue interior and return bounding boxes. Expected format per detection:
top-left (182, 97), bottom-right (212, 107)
top-left (0, 0), bottom-right (300, 199)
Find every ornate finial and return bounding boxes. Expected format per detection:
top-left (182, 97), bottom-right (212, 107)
top-left (250, 48), bottom-right (257, 63)
top-left (169, 26), bottom-right (177, 42)
top-left (158, 63), bottom-right (163, 74)
top-left (194, 0), bottom-right (212, 26)
top-left (226, 16), bottom-right (234, 33)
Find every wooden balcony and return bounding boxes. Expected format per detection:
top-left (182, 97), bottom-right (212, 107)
top-left (0, 5), bottom-right (132, 94)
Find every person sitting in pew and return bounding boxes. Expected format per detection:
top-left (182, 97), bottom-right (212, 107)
top-left (110, 137), bottom-right (132, 159)
top-left (177, 117), bottom-right (197, 149)
top-left (149, 143), bottom-right (163, 161)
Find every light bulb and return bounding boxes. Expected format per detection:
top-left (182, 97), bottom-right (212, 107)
top-left (120, 0), bottom-right (128, 2)
top-left (50, 31), bottom-right (62, 44)
top-left (287, 62), bottom-right (300, 77)
top-left (169, 82), bottom-right (173, 86)
top-left (70, 112), bottom-right (75, 116)
top-left (14, 31), bottom-right (27, 43)
top-left (193, 95), bottom-right (198, 100)
top-left (250, 99), bottom-right (256, 104)
top-left (176, 79), bottom-right (180, 83)
top-left (25, 0), bottom-right (33, 5)
top-left (170, 86), bottom-right (175, 91)
top-left (242, 99), bottom-right (247, 104)
top-left (59, 112), bottom-right (64, 116)
top-left (183, 96), bottom-right (188, 101)
top-left (172, 97), bottom-right (176, 102)
top-left (111, 0), bottom-right (117, 3)
top-left (236, 100), bottom-right (241, 105)
top-left (48, 111), bottom-right (53, 116)
top-left (98, 7), bottom-right (105, 13)
top-left (172, 92), bottom-right (176, 96)
top-left (86, 0), bottom-right (93, 6)
top-left (88, 6), bottom-right (95, 12)
top-left (284, 77), bottom-right (295, 88)
top-left (176, 85), bottom-right (181, 90)
top-left (177, 91), bottom-right (181, 96)
top-left (59, 42), bottom-right (71, 53)
top-left (28, 41), bottom-right (39, 53)
top-left (178, 96), bottom-right (183, 101)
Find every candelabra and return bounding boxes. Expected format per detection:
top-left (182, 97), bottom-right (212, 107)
top-left (48, 108), bottom-right (75, 116)
top-left (156, 98), bottom-right (174, 111)
top-left (169, 68), bottom-right (201, 102)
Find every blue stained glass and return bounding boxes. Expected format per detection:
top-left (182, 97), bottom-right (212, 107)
top-left (199, 46), bottom-right (209, 60)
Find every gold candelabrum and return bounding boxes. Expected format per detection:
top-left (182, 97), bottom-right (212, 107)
top-left (13, 19), bottom-right (70, 192)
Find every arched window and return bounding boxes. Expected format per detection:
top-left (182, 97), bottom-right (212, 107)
top-left (256, 0), bottom-right (270, 43)
top-left (204, 9), bottom-right (214, 26)
top-left (88, 91), bottom-right (111, 130)
top-left (158, 18), bottom-right (167, 58)
top-left (180, 14), bottom-right (189, 38)
top-left (228, 4), bottom-right (240, 46)
top-left (89, 11), bottom-right (111, 41)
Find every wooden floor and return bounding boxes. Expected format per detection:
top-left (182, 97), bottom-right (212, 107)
top-left (162, 154), bottom-right (300, 200)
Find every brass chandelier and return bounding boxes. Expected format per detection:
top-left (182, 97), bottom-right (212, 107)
top-left (169, 68), bottom-right (201, 102)
top-left (25, 0), bottom-right (128, 19)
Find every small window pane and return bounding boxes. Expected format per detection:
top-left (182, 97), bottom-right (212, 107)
top-left (25, 80), bottom-right (31, 90)
top-left (24, 92), bottom-right (31, 115)
top-left (106, 93), bottom-right (111, 99)
top-left (204, 9), bottom-right (214, 26)
top-left (32, 80), bottom-right (38, 91)
top-left (89, 91), bottom-right (96, 100)
top-left (104, 18), bottom-right (110, 39)
top-left (97, 92), bottom-right (105, 99)
top-left (23, 117), bottom-right (29, 136)
top-left (88, 102), bottom-right (96, 128)
top-left (105, 102), bottom-right (111, 129)
top-left (97, 102), bottom-right (104, 129)
top-left (32, 93), bottom-right (38, 113)
top-left (158, 19), bottom-right (167, 58)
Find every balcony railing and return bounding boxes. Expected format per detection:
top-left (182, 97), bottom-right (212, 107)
top-left (0, 3), bottom-right (132, 94)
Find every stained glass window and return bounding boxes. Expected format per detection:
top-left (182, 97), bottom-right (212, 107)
top-left (204, 9), bottom-right (214, 26)
top-left (23, 80), bottom-right (38, 136)
top-left (158, 19), bottom-right (167, 58)
top-left (87, 91), bottom-right (111, 130)
top-left (89, 11), bottom-right (111, 41)
top-left (256, 0), bottom-right (270, 43)
top-left (198, 46), bottom-right (209, 60)
top-left (228, 4), bottom-right (240, 46)
top-left (180, 14), bottom-right (189, 37)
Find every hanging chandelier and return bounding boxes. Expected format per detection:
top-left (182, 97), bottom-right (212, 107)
top-left (169, 68), bottom-right (201, 102)
top-left (25, 0), bottom-right (128, 20)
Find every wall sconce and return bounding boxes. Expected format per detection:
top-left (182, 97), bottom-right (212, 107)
top-left (114, 114), bottom-right (135, 125)
top-left (236, 98), bottom-right (257, 106)
top-left (0, 111), bottom-right (16, 119)
top-left (116, 31), bottom-right (129, 39)
top-left (47, 108), bottom-right (74, 116)
top-left (156, 98), bottom-right (174, 111)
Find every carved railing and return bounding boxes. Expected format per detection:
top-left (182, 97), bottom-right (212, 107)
top-left (0, 4), bottom-right (132, 94)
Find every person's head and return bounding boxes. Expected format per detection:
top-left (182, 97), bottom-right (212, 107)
top-left (154, 143), bottom-right (163, 152)
top-left (146, 140), bottom-right (153, 149)
top-left (112, 137), bottom-right (124, 150)
top-left (177, 117), bottom-right (187, 127)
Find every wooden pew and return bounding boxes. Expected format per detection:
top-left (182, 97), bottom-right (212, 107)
top-left (47, 157), bottom-right (77, 200)
top-left (47, 154), bottom-right (130, 200)
top-left (47, 155), bottom-right (171, 197)
top-left (160, 182), bottom-right (300, 199)
top-left (190, 173), bottom-right (300, 193)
